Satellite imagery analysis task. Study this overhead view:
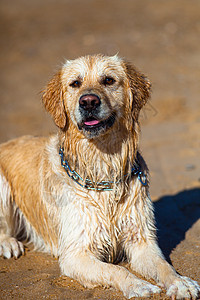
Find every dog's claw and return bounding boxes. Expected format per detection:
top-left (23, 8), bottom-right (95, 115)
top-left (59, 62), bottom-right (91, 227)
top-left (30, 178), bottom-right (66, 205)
top-left (0, 236), bottom-right (24, 259)
top-left (166, 276), bottom-right (200, 300)
top-left (123, 280), bottom-right (161, 298)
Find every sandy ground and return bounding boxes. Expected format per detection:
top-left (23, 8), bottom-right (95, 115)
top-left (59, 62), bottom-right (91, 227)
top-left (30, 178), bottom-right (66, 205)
top-left (0, 0), bottom-right (200, 299)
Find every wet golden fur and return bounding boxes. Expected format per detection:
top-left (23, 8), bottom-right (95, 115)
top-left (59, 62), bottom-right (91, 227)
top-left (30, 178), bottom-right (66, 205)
top-left (0, 55), bottom-right (199, 299)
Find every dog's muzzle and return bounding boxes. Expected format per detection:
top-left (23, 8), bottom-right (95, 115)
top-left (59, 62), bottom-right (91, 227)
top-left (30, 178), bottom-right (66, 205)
top-left (77, 94), bottom-right (116, 137)
top-left (78, 93), bottom-right (102, 127)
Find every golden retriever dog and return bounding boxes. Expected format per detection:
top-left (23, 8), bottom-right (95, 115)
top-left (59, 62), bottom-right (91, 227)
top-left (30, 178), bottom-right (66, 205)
top-left (0, 54), bottom-right (199, 299)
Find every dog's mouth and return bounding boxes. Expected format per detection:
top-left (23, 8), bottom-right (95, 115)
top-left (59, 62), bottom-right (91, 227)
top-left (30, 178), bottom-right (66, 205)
top-left (78, 114), bottom-right (116, 137)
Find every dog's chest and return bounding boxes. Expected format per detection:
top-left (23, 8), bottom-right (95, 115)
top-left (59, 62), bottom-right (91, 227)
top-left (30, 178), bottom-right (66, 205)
top-left (77, 195), bottom-right (139, 263)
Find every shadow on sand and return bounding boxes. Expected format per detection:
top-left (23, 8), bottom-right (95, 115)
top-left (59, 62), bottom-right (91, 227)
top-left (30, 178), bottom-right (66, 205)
top-left (154, 187), bottom-right (200, 261)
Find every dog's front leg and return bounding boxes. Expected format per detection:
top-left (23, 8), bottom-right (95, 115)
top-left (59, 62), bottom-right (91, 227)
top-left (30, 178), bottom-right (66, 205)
top-left (59, 251), bottom-right (161, 298)
top-left (126, 239), bottom-right (200, 299)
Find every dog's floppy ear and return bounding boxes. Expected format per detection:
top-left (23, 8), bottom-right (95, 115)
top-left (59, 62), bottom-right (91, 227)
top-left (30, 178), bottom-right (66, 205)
top-left (42, 71), bottom-right (66, 129)
top-left (123, 61), bottom-right (151, 120)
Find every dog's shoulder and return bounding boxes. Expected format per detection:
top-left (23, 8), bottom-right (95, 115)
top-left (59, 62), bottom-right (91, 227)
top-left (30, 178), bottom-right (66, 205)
top-left (0, 135), bottom-right (48, 159)
top-left (0, 135), bottom-right (53, 177)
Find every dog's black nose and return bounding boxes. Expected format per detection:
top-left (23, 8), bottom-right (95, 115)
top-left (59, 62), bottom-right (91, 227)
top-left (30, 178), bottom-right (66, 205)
top-left (79, 94), bottom-right (101, 111)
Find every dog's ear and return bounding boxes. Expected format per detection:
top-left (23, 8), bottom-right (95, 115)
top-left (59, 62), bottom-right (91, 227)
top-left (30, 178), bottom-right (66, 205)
top-left (123, 61), bottom-right (151, 120)
top-left (42, 71), bottom-right (66, 129)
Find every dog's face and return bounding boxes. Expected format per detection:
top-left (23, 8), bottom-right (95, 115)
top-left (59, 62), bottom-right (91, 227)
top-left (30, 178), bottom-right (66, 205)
top-left (62, 55), bottom-right (128, 138)
top-left (43, 55), bottom-right (151, 139)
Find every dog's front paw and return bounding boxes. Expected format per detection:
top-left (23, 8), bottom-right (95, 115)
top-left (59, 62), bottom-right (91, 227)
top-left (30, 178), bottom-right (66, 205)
top-left (122, 279), bottom-right (161, 299)
top-left (166, 276), bottom-right (200, 299)
top-left (0, 236), bottom-right (24, 259)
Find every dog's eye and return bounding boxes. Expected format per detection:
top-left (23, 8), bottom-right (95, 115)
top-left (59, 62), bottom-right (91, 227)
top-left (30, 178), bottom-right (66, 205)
top-left (103, 77), bottom-right (115, 86)
top-left (69, 80), bottom-right (81, 88)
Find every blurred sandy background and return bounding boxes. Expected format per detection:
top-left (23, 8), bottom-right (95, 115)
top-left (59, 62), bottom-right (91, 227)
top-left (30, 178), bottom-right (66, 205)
top-left (0, 0), bottom-right (200, 299)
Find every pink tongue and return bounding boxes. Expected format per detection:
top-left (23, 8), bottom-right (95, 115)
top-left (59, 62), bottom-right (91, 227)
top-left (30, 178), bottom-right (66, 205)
top-left (84, 120), bottom-right (100, 126)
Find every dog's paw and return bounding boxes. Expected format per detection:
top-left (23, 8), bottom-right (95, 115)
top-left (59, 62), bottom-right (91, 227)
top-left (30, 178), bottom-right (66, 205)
top-left (0, 236), bottom-right (24, 259)
top-left (122, 279), bottom-right (161, 299)
top-left (166, 276), bottom-right (200, 300)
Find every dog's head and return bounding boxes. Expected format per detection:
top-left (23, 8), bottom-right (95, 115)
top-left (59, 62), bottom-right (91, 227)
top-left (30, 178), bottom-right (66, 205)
top-left (43, 55), bottom-right (151, 139)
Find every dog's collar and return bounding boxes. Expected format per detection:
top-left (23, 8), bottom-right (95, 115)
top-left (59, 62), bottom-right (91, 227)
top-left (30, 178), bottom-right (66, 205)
top-left (59, 146), bottom-right (147, 191)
